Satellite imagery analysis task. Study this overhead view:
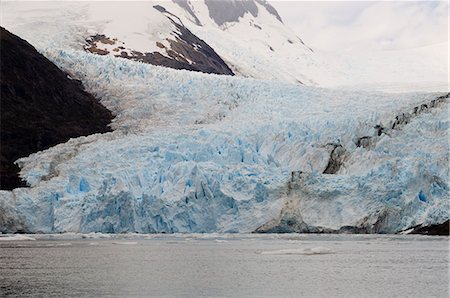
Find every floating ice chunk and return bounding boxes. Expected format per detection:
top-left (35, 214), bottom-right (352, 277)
top-left (399, 228), bottom-right (414, 235)
top-left (81, 233), bottom-right (113, 239)
top-left (56, 242), bottom-right (72, 246)
top-left (260, 247), bottom-right (334, 255)
top-left (0, 235), bottom-right (36, 241)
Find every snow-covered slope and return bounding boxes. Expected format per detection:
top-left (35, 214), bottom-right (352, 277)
top-left (2, 1), bottom-right (446, 90)
top-left (0, 49), bottom-right (447, 233)
top-left (322, 42), bottom-right (449, 92)
top-left (0, 1), bottom-right (233, 75)
top-left (0, 1), bottom-right (322, 83)
top-left (159, 0), bottom-right (321, 84)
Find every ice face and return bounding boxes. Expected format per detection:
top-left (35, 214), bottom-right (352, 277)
top-left (0, 49), bottom-right (448, 233)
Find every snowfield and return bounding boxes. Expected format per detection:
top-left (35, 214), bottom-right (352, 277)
top-left (0, 1), bottom-right (318, 84)
top-left (2, 1), bottom-right (445, 89)
top-left (0, 50), bottom-right (447, 233)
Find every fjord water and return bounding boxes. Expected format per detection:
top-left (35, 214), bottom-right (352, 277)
top-left (0, 234), bottom-right (448, 297)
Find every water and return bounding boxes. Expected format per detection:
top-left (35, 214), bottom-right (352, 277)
top-left (0, 234), bottom-right (448, 297)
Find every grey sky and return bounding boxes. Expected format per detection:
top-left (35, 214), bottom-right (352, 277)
top-left (271, 1), bottom-right (448, 51)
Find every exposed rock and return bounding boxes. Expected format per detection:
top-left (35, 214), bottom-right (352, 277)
top-left (355, 93), bottom-right (449, 149)
top-left (204, 0), bottom-right (283, 26)
top-left (0, 27), bottom-right (113, 190)
top-left (338, 208), bottom-right (400, 234)
top-left (252, 22), bottom-right (262, 30)
top-left (255, 195), bottom-right (311, 233)
top-left (256, 201), bottom-right (402, 234)
top-left (256, 171), bottom-right (326, 233)
top-left (255, 0), bottom-right (283, 23)
top-left (84, 9), bottom-right (234, 76)
top-left (172, 0), bottom-right (202, 26)
top-left (323, 143), bottom-right (348, 174)
top-left (374, 124), bottom-right (384, 136)
top-left (356, 136), bottom-right (374, 149)
top-left (205, 0), bottom-right (258, 26)
top-left (407, 220), bottom-right (449, 236)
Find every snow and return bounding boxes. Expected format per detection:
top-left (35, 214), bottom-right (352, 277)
top-left (0, 2), bottom-right (180, 60)
top-left (322, 42), bottom-right (449, 92)
top-left (1, 1), bottom-right (446, 91)
top-left (165, 0), bottom-right (321, 84)
top-left (160, 0), bottom-right (447, 91)
top-left (87, 2), bottom-right (176, 54)
top-left (0, 0), bottom-right (315, 85)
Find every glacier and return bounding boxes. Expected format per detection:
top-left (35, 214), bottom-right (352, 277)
top-left (0, 49), bottom-right (448, 233)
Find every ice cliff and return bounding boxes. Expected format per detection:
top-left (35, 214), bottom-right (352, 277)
top-left (0, 50), bottom-right (448, 233)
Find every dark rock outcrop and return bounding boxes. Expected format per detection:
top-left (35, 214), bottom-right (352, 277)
top-left (205, 0), bottom-right (258, 26)
top-left (407, 220), bottom-right (449, 236)
top-left (204, 0), bottom-right (282, 26)
top-left (355, 93), bottom-right (449, 149)
top-left (255, 0), bottom-right (283, 23)
top-left (172, 0), bottom-right (202, 26)
top-left (84, 6), bottom-right (234, 76)
top-left (323, 143), bottom-right (347, 174)
top-left (0, 27), bottom-right (113, 190)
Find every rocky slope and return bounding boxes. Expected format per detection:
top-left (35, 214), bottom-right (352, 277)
top-left (0, 27), bottom-right (113, 190)
top-left (406, 220), bottom-right (449, 236)
top-left (84, 4), bottom-right (234, 75)
top-left (1, 1), bottom-right (317, 83)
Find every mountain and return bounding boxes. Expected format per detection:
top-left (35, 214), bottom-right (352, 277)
top-left (159, 0), bottom-right (318, 83)
top-left (1, 1), bottom-right (445, 90)
top-left (0, 27), bottom-right (113, 190)
top-left (1, 0), bottom-right (319, 84)
top-left (82, 3), bottom-right (234, 75)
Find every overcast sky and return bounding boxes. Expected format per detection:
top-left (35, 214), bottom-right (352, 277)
top-left (271, 1), bottom-right (448, 51)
